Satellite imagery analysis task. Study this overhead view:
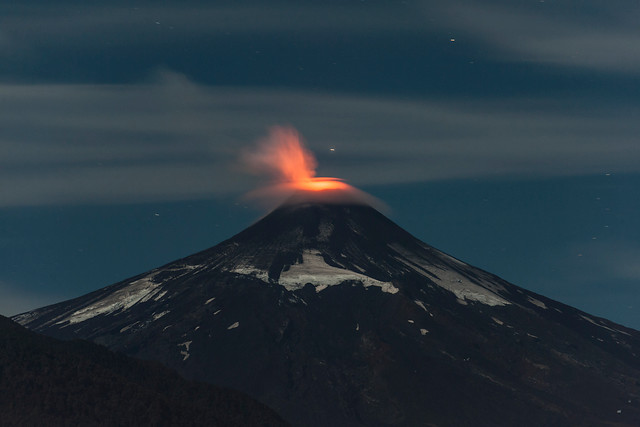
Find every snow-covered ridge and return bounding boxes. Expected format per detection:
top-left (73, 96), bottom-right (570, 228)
top-left (232, 250), bottom-right (399, 294)
top-left (580, 314), bottom-right (631, 336)
top-left (54, 272), bottom-right (166, 326)
top-left (389, 244), bottom-right (510, 306)
top-left (279, 250), bottom-right (399, 294)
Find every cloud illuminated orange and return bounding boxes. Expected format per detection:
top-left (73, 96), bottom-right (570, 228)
top-left (242, 126), bottom-right (382, 208)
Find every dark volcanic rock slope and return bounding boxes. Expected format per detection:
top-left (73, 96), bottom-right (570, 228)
top-left (15, 203), bottom-right (640, 426)
top-left (0, 315), bottom-right (288, 427)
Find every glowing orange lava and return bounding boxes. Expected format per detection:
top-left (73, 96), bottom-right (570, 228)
top-left (296, 177), bottom-right (351, 192)
top-left (243, 126), bottom-right (383, 208)
top-left (243, 126), bottom-right (352, 193)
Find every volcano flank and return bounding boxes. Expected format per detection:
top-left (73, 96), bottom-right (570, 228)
top-left (15, 199), bottom-right (640, 426)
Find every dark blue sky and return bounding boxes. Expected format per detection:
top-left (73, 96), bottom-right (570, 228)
top-left (2, 0), bottom-right (640, 328)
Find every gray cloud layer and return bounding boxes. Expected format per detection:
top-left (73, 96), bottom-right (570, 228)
top-left (3, 1), bottom-right (639, 73)
top-left (2, 71), bottom-right (638, 207)
top-left (427, 0), bottom-right (640, 72)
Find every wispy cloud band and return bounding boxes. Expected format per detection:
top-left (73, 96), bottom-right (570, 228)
top-left (3, 1), bottom-right (639, 74)
top-left (2, 71), bottom-right (638, 207)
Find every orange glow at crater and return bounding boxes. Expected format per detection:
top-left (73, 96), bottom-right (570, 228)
top-left (297, 177), bottom-right (351, 192)
top-left (243, 126), bottom-right (353, 193)
top-left (242, 125), bottom-right (383, 208)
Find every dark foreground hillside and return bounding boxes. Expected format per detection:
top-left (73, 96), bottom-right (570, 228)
top-left (0, 315), bottom-right (288, 427)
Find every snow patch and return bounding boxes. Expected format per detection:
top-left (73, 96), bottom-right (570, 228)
top-left (12, 312), bottom-right (37, 325)
top-left (315, 284), bottom-right (329, 292)
top-left (153, 290), bottom-right (167, 301)
top-left (438, 251), bottom-right (468, 266)
top-left (389, 244), bottom-right (510, 306)
top-left (350, 263), bottom-right (366, 273)
top-left (178, 341), bottom-right (192, 361)
top-left (120, 323), bottom-right (137, 333)
top-left (580, 315), bottom-right (630, 336)
top-left (414, 300), bottom-right (427, 311)
top-left (277, 250), bottom-right (399, 294)
top-left (430, 271), bottom-right (508, 306)
top-left (287, 294), bottom-right (308, 305)
top-left (55, 273), bottom-right (163, 326)
top-left (152, 310), bottom-right (170, 321)
top-left (227, 321), bottom-right (240, 330)
top-left (527, 296), bottom-right (547, 309)
top-left (230, 265), bottom-right (269, 282)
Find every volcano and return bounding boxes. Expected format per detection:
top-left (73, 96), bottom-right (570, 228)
top-left (14, 199), bottom-right (640, 426)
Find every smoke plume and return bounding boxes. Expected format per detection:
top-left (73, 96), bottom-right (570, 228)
top-left (242, 126), bottom-right (383, 208)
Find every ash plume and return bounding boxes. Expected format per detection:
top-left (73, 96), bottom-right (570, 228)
top-left (241, 126), bottom-right (383, 209)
